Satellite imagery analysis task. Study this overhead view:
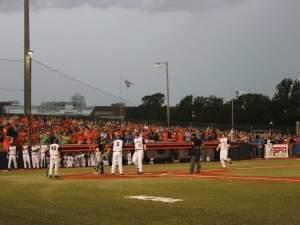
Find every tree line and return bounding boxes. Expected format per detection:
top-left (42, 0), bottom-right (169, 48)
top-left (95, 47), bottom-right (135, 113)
top-left (126, 78), bottom-right (300, 127)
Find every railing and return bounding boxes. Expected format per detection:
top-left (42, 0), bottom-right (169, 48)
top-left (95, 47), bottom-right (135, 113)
top-left (59, 141), bottom-right (240, 153)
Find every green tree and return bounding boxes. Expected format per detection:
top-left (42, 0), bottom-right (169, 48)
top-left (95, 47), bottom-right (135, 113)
top-left (141, 93), bottom-right (165, 107)
top-left (237, 93), bottom-right (272, 125)
top-left (126, 93), bottom-right (165, 121)
top-left (174, 95), bottom-right (194, 122)
top-left (193, 96), bottom-right (224, 123)
top-left (140, 93), bottom-right (165, 121)
top-left (272, 78), bottom-right (300, 125)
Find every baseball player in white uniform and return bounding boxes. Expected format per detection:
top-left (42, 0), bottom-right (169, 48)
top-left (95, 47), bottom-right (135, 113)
top-left (40, 144), bottom-right (48, 168)
top-left (22, 144), bottom-right (31, 169)
top-left (48, 141), bottom-right (60, 178)
top-left (127, 152), bottom-right (132, 165)
top-left (95, 146), bottom-right (105, 175)
top-left (264, 139), bottom-right (272, 159)
top-left (111, 135), bottom-right (124, 175)
top-left (216, 135), bottom-right (232, 168)
top-left (132, 132), bottom-right (146, 175)
top-left (66, 155), bottom-right (74, 168)
top-left (8, 142), bottom-right (18, 169)
top-left (31, 144), bottom-right (40, 168)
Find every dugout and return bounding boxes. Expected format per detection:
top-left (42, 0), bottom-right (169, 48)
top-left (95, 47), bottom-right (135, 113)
top-left (0, 152), bottom-right (8, 170)
top-left (293, 144), bottom-right (300, 156)
top-left (229, 143), bottom-right (250, 160)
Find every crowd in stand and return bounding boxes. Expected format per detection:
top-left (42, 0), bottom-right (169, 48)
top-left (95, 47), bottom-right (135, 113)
top-left (0, 115), bottom-right (298, 148)
top-left (0, 114), bottom-right (299, 170)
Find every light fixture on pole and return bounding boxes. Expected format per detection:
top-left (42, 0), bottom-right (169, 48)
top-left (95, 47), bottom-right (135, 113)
top-left (154, 61), bottom-right (170, 128)
top-left (28, 50), bottom-right (33, 56)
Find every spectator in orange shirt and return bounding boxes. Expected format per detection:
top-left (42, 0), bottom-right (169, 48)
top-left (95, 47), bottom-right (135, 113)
top-left (84, 128), bottom-right (92, 144)
top-left (2, 136), bottom-right (10, 152)
top-left (171, 132), bottom-right (177, 142)
top-left (177, 131), bottom-right (185, 143)
top-left (76, 129), bottom-right (85, 144)
top-left (162, 131), bottom-right (169, 142)
top-left (91, 127), bottom-right (99, 144)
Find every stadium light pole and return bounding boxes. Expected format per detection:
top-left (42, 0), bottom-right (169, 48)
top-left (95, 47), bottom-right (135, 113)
top-left (24, 0), bottom-right (33, 146)
top-left (155, 62), bottom-right (170, 128)
top-left (231, 99), bottom-right (234, 130)
top-left (27, 50), bottom-right (33, 146)
top-left (231, 91), bottom-right (240, 130)
top-left (24, 0), bottom-right (30, 115)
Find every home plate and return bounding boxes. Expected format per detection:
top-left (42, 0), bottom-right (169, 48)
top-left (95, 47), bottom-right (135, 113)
top-left (125, 195), bottom-right (184, 203)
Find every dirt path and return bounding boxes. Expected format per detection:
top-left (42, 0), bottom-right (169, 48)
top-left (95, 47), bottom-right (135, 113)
top-left (63, 169), bottom-right (300, 184)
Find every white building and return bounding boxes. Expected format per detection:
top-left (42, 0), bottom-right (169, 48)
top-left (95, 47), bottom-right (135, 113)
top-left (3, 94), bottom-right (93, 116)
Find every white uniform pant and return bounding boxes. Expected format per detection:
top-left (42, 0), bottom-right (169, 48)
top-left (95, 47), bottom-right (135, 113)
top-left (49, 156), bottom-right (59, 176)
top-left (67, 157), bottom-right (73, 168)
top-left (127, 152), bottom-right (132, 165)
top-left (80, 156), bottom-right (86, 167)
top-left (32, 154), bottom-right (40, 168)
top-left (132, 150), bottom-right (144, 173)
top-left (63, 156), bottom-right (68, 168)
top-left (220, 150), bottom-right (231, 168)
top-left (8, 155), bottom-right (17, 169)
top-left (90, 154), bottom-right (95, 166)
top-left (40, 154), bottom-right (46, 168)
top-left (23, 154), bottom-right (31, 169)
top-left (111, 151), bottom-right (123, 174)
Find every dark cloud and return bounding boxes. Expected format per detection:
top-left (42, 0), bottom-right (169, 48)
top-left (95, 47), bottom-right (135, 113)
top-left (0, 0), bottom-right (245, 13)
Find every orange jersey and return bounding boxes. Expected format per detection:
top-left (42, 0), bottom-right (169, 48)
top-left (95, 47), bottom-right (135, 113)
top-left (171, 133), bottom-right (177, 141)
top-left (91, 129), bottom-right (99, 141)
top-left (177, 133), bottom-right (185, 143)
top-left (76, 132), bottom-right (84, 143)
top-left (2, 137), bottom-right (10, 152)
top-left (162, 132), bottom-right (169, 142)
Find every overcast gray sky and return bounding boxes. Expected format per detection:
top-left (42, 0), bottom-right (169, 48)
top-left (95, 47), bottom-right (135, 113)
top-left (0, 0), bottom-right (300, 106)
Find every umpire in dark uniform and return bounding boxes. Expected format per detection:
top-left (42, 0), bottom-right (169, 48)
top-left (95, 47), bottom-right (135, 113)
top-left (189, 133), bottom-right (202, 174)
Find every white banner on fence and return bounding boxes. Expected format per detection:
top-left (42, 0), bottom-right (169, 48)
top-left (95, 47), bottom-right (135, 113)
top-left (265, 144), bottom-right (289, 159)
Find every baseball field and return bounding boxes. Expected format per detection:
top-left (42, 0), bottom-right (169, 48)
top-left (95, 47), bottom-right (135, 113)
top-left (1, 159), bottom-right (300, 225)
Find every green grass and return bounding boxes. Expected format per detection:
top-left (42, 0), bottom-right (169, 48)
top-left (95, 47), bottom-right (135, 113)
top-left (1, 159), bottom-right (300, 225)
